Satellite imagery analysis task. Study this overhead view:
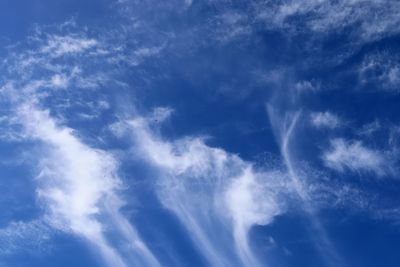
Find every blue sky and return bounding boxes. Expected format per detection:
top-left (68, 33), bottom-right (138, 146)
top-left (1, 1), bottom-right (400, 267)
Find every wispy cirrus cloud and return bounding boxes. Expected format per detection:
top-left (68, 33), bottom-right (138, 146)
top-left (16, 102), bottom-right (160, 267)
top-left (359, 52), bottom-right (400, 92)
top-left (267, 105), bottom-right (347, 267)
top-left (322, 138), bottom-right (392, 176)
top-left (40, 35), bottom-right (98, 57)
top-left (0, 22), bottom-right (164, 267)
top-left (115, 110), bottom-right (291, 267)
top-left (310, 112), bottom-right (341, 129)
top-left (295, 80), bottom-right (320, 93)
top-left (0, 220), bottom-right (52, 256)
top-left (253, 0), bottom-right (400, 42)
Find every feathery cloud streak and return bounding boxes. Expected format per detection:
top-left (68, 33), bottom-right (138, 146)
top-left (323, 138), bottom-right (392, 176)
top-left (0, 25), bottom-right (161, 267)
top-left (119, 112), bottom-right (292, 267)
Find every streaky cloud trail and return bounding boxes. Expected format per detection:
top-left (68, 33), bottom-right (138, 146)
top-left (16, 101), bottom-right (161, 267)
top-left (119, 112), bottom-right (291, 267)
top-left (267, 104), bottom-right (347, 267)
top-left (0, 25), bottom-right (162, 267)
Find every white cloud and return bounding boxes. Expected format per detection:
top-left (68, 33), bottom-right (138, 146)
top-left (0, 21), bottom-right (165, 265)
top-left (358, 120), bottom-right (381, 136)
top-left (224, 168), bottom-right (283, 267)
top-left (115, 0), bottom-right (400, 49)
top-left (8, 101), bottom-right (161, 267)
top-left (359, 53), bottom-right (400, 92)
top-left (50, 74), bottom-right (69, 89)
top-left (41, 35), bottom-right (98, 57)
top-left (267, 106), bottom-right (347, 266)
top-left (323, 138), bottom-right (391, 176)
top-left (0, 116), bottom-right (7, 123)
top-left (134, 46), bottom-right (163, 58)
top-left (107, 44), bottom-right (165, 67)
top-left (212, 12), bottom-right (252, 43)
top-left (148, 107), bottom-right (174, 123)
top-left (310, 112), bottom-right (341, 129)
top-left (295, 80), bottom-right (320, 92)
top-left (0, 220), bottom-right (52, 256)
top-left (184, 0), bottom-right (193, 8)
top-left (125, 115), bottom-right (289, 267)
top-left (254, 0), bottom-right (400, 42)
